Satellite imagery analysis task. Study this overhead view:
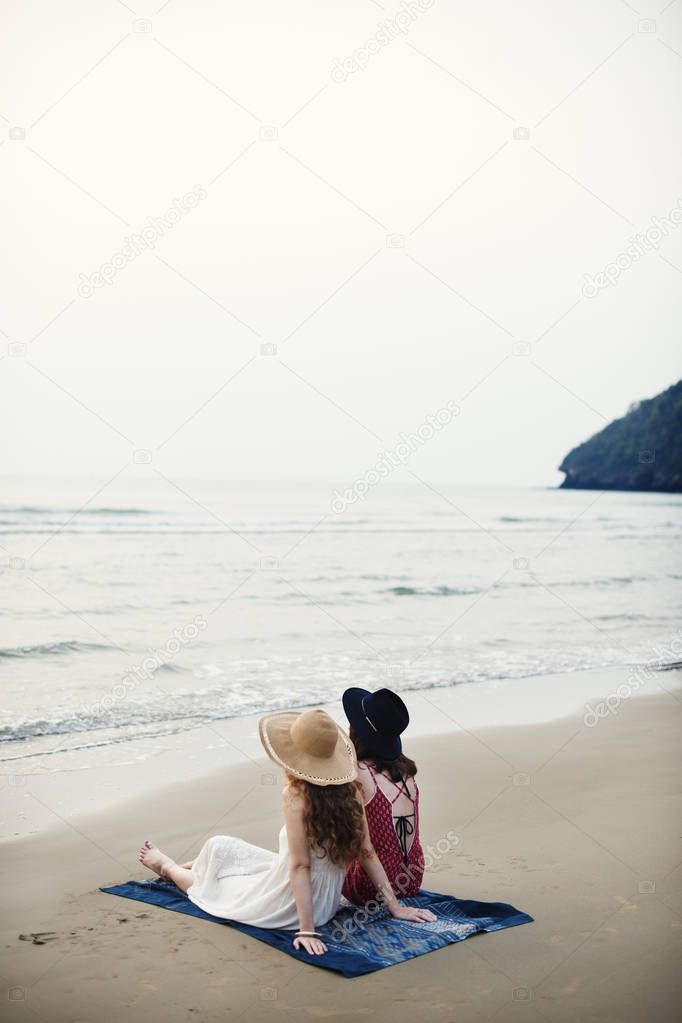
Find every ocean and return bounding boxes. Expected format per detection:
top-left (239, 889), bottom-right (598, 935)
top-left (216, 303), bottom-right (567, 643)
top-left (2, 476), bottom-right (681, 771)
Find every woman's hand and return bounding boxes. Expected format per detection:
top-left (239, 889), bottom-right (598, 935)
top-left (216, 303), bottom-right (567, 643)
top-left (390, 904), bottom-right (437, 923)
top-left (293, 934), bottom-right (328, 955)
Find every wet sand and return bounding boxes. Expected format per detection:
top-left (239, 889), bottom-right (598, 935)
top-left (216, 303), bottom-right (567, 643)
top-left (1, 684), bottom-right (681, 1022)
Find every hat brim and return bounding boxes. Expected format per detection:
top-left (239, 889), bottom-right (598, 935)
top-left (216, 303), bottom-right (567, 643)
top-left (259, 711), bottom-right (357, 786)
top-left (342, 687), bottom-right (403, 760)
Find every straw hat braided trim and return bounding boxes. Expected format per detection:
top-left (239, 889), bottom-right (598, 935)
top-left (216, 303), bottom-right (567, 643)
top-left (259, 716), bottom-right (357, 785)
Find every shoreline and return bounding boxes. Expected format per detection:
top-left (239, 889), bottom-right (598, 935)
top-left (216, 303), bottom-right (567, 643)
top-left (2, 664), bottom-right (680, 844)
top-left (2, 685), bottom-right (680, 1021)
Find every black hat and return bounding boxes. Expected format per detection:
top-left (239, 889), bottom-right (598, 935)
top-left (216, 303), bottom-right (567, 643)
top-left (342, 687), bottom-right (409, 761)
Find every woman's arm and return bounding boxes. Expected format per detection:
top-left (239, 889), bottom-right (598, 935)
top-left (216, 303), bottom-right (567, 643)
top-left (357, 804), bottom-right (436, 923)
top-left (282, 788), bottom-right (327, 955)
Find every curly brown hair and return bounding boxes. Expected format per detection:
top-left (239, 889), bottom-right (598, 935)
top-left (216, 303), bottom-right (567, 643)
top-left (287, 776), bottom-right (365, 866)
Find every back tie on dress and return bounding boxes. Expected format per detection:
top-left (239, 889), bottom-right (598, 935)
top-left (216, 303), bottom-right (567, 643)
top-left (368, 764), bottom-right (417, 865)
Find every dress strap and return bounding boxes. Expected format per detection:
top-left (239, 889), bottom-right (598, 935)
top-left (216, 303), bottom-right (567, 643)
top-left (383, 774), bottom-right (416, 805)
top-left (358, 761), bottom-right (378, 805)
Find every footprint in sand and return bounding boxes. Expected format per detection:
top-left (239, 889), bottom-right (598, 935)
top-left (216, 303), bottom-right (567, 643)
top-left (18, 932), bottom-right (58, 946)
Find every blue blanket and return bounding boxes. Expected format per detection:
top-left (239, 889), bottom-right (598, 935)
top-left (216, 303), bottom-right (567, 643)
top-left (102, 879), bottom-right (532, 977)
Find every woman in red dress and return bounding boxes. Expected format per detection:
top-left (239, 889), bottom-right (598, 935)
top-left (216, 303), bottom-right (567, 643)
top-left (341, 687), bottom-right (424, 905)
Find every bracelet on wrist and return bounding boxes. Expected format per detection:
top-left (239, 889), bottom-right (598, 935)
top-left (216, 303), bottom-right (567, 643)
top-left (294, 930), bottom-right (321, 938)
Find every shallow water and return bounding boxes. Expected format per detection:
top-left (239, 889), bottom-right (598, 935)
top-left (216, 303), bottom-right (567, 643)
top-left (1, 477), bottom-right (680, 768)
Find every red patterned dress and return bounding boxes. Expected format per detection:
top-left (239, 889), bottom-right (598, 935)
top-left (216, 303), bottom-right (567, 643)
top-left (343, 762), bottom-right (424, 905)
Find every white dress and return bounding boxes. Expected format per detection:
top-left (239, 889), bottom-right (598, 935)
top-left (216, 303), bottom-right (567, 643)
top-left (187, 824), bottom-right (344, 929)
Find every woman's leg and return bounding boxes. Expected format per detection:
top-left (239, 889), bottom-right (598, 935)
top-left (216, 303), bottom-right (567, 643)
top-left (162, 861), bottom-right (194, 892)
top-left (139, 840), bottom-right (194, 893)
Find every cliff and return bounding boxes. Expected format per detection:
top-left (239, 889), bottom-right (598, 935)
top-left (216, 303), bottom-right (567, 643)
top-left (559, 380), bottom-right (682, 493)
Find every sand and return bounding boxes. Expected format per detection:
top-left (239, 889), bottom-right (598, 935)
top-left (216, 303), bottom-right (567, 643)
top-left (1, 680), bottom-right (681, 1023)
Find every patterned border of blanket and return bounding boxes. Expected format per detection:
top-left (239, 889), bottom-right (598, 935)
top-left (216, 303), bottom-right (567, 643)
top-left (102, 879), bottom-right (533, 978)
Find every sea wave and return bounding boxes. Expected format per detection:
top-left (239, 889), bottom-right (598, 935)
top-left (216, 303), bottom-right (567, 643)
top-left (0, 640), bottom-right (114, 659)
top-left (0, 506), bottom-right (151, 515)
top-left (2, 650), bottom-right (681, 758)
top-left (511, 574), bottom-right (649, 589)
top-left (6, 519), bottom-right (672, 536)
top-left (498, 515), bottom-right (565, 523)
top-left (386, 585), bottom-right (480, 597)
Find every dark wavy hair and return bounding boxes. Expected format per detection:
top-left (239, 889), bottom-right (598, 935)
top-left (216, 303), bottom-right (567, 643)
top-left (287, 776), bottom-right (365, 866)
top-left (348, 726), bottom-right (417, 783)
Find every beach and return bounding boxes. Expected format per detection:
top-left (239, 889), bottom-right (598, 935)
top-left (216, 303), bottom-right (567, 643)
top-left (2, 481), bottom-right (681, 1019)
top-left (4, 0), bottom-right (682, 1014)
top-left (2, 670), bottom-right (681, 1023)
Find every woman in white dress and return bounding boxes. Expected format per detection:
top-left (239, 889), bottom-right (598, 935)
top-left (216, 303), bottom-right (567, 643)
top-left (139, 708), bottom-right (435, 956)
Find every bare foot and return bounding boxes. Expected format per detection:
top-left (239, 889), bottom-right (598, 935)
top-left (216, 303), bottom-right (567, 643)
top-left (138, 840), bottom-right (175, 878)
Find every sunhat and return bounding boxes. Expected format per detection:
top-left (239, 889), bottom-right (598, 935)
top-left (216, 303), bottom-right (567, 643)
top-left (259, 708), bottom-right (357, 785)
top-left (342, 687), bottom-right (409, 760)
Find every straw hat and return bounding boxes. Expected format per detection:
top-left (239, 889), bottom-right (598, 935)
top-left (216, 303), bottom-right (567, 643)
top-left (259, 708), bottom-right (357, 786)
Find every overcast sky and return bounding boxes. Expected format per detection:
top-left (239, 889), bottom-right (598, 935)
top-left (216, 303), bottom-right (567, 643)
top-left (1, 0), bottom-right (681, 489)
